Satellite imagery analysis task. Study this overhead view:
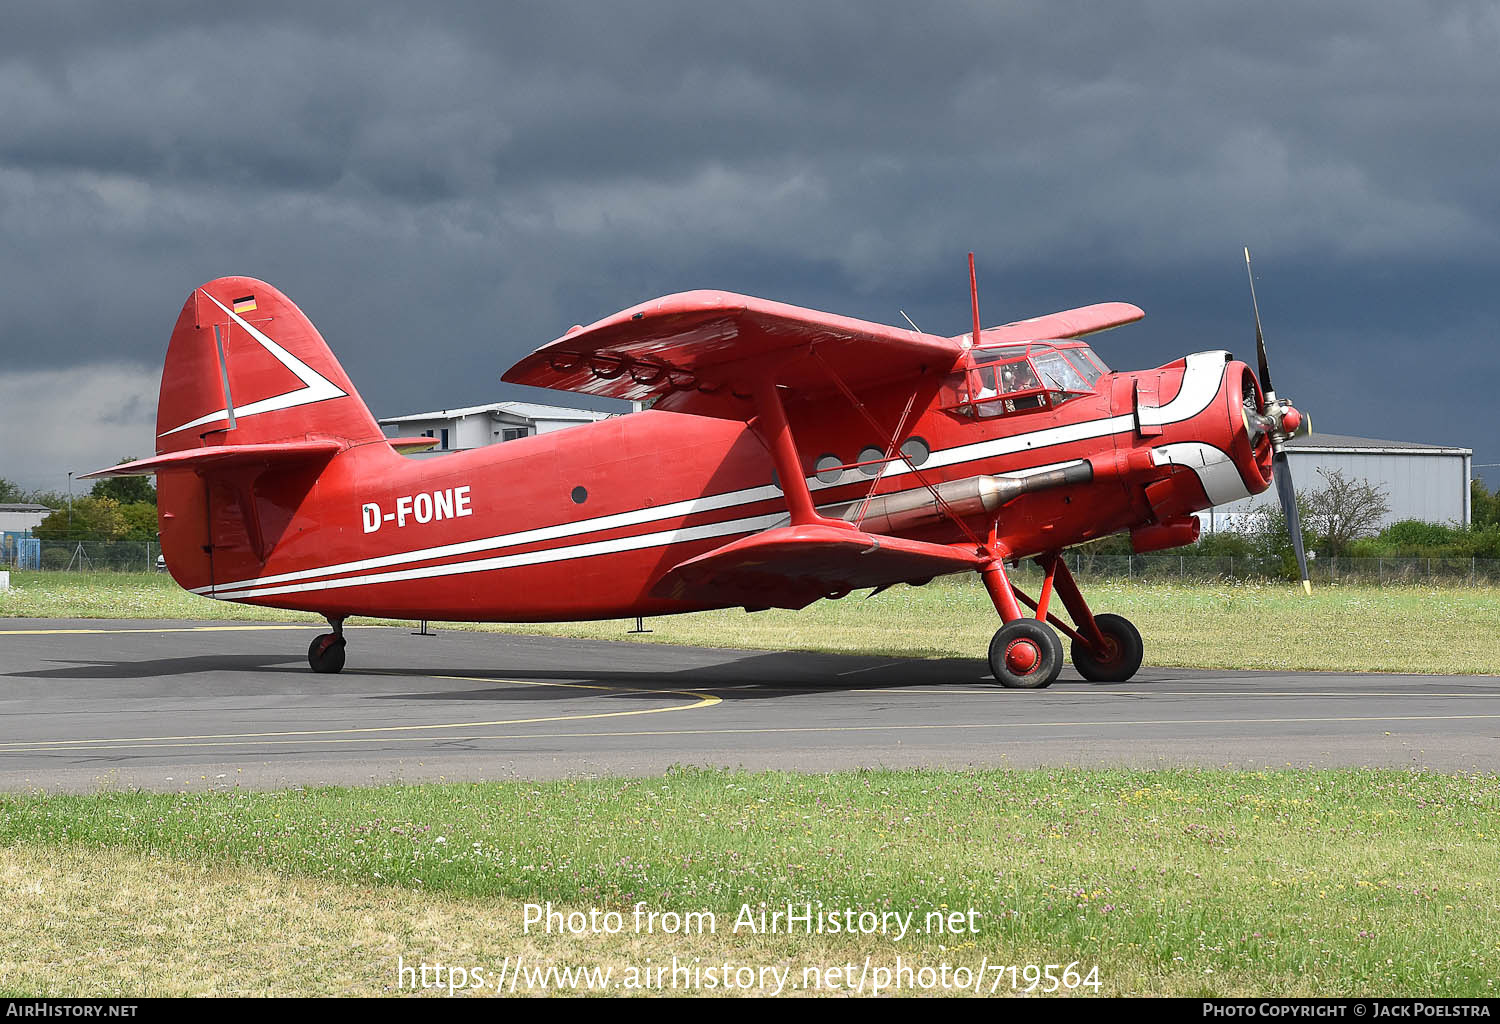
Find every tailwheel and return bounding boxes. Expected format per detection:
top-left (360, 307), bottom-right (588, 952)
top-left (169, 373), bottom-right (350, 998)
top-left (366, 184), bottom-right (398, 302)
top-left (1070, 613), bottom-right (1143, 683)
top-left (307, 632), bottom-right (346, 674)
top-left (988, 619), bottom-right (1063, 689)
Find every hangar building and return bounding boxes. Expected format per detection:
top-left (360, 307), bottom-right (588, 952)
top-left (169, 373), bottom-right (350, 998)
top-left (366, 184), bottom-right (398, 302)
top-left (1202, 433), bottom-right (1473, 532)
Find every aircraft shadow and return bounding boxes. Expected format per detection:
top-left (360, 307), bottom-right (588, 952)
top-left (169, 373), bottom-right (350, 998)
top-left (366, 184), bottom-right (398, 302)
top-left (367, 649), bottom-right (1168, 703)
top-left (4, 642), bottom-right (1171, 692)
top-left (4, 653), bottom-right (303, 681)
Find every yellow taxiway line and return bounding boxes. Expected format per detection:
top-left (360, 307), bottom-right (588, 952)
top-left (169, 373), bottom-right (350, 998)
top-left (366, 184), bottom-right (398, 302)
top-left (5, 711), bottom-right (1498, 756)
top-left (0, 625), bottom-right (372, 636)
top-left (0, 675), bottom-right (719, 752)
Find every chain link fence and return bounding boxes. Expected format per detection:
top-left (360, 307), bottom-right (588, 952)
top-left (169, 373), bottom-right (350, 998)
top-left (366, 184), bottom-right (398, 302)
top-left (1031, 552), bottom-right (1500, 585)
top-left (6, 540), bottom-right (1500, 585)
top-left (5, 540), bottom-right (164, 573)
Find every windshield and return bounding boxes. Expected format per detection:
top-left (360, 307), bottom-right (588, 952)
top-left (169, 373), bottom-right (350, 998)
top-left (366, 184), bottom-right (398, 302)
top-left (1032, 350), bottom-right (1089, 393)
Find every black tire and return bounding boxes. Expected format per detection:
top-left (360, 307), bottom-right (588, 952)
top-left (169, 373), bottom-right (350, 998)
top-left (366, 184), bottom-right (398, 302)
top-left (988, 619), bottom-right (1064, 689)
top-left (307, 633), bottom-right (346, 674)
top-left (1070, 613), bottom-right (1143, 683)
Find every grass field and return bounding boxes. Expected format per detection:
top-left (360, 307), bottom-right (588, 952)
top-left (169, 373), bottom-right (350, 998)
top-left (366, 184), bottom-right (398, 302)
top-left (3, 570), bottom-right (1496, 675)
top-left (2, 767), bottom-right (1498, 997)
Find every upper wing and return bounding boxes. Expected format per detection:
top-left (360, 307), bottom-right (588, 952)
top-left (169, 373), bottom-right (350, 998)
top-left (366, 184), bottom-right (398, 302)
top-left (501, 291), bottom-right (962, 415)
top-left (976, 302), bottom-right (1144, 346)
top-left (650, 523), bottom-right (983, 610)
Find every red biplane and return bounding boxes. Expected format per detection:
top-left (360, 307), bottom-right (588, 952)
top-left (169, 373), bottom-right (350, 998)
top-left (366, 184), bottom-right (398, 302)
top-left (86, 253), bottom-right (1307, 687)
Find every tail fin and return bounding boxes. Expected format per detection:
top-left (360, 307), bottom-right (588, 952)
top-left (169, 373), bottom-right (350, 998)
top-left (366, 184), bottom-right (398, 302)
top-left (150, 278), bottom-right (389, 595)
top-left (156, 277), bottom-right (385, 450)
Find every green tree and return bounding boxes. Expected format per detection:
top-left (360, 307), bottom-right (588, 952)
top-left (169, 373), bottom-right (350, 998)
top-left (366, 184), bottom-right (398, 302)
top-left (1304, 468), bottom-right (1390, 558)
top-left (1473, 478), bottom-right (1500, 530)
top-left (0, 478), bottom-right (64, 507)
top-left (1246, 494), bottom-right (1317, 579)
top-left (31, 496), bottom-right (129, 542)
top-left (120, 501), bottom-right (159, 541)
top-left (1191, 529), bottom-right (1253, 558)
top-left (89, 459), bottom-right (156, 505)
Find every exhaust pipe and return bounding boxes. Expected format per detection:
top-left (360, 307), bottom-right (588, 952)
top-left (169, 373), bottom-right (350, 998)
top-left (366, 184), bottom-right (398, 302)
top-left (830, 462), bottom-right (1092, 534)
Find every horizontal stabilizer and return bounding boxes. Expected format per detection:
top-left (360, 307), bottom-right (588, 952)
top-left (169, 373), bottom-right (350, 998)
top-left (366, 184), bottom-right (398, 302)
top-left (651, 523), bottom-right (983, 610)
top-left (387, 437), bottom-right (440, 453)
top-left (80, 440), bottom-right (343, 479)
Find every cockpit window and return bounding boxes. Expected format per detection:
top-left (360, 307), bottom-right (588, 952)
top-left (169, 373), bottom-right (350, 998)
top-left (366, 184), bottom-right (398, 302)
top-left (947, 341), bottom-right (1110, 419)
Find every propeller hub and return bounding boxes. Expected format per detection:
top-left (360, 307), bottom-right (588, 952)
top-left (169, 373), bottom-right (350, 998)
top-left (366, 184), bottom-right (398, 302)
top-left (1279, 404), bottom-right (1302, 436)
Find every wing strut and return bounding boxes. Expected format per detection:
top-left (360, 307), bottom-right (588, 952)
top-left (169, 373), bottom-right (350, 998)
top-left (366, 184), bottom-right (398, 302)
top-left (811, 341), bottom-right (991, 554)
top-left (751, 376), bottom-right (842, 528)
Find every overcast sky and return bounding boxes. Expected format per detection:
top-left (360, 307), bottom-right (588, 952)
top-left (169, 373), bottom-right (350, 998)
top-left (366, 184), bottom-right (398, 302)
top-left (3, 0), bottom-right (1496, 493)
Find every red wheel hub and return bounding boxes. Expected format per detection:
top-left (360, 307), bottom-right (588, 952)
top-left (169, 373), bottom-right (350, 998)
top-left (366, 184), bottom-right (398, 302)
top-left (1005, 639), bottom-right (1041, 674)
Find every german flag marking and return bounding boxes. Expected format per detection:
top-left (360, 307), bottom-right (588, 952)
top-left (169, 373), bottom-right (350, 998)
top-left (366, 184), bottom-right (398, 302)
top-left (231, 295), bottom-right (257, 314)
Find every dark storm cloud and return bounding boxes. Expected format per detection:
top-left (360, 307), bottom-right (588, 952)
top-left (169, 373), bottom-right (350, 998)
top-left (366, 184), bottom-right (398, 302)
top-left (1, 1), bottom-right (1496, 487)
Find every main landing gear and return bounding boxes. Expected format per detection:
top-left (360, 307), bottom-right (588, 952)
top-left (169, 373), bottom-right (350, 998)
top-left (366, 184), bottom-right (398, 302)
top-left (979, 553), bottom-right (1143, 688)
top-left (307, 616), bottom-right (346, 674)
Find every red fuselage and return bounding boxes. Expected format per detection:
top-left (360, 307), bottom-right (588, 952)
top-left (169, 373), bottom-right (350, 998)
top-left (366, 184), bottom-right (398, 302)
top-left (162, 347), bottom-right (1272, 621)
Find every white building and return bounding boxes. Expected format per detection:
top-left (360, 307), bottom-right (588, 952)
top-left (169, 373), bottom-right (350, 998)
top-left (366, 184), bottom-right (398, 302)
top-left (0, 503), bottom-right (54, 534)
top-left (378, 401), bottom-right (616, 454)
top-left (1202, 432), bottom-right (1473, 532)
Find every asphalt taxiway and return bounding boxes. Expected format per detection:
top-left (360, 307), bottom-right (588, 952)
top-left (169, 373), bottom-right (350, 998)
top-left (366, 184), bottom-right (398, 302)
top-left (2, 619), bottom-right (1497, 791)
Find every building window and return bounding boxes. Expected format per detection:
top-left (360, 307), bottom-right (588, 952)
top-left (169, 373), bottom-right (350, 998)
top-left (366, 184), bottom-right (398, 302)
top-left (501, 427), bottom-right (528, 442)
top-left (440, 429), bottom-right (449, 450)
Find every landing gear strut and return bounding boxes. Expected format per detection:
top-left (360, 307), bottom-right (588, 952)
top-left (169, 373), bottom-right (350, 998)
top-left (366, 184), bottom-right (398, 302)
top-left (979, 552), bottom-right (1142, 687)
top-left (308, 616), bottom-right (346, 674)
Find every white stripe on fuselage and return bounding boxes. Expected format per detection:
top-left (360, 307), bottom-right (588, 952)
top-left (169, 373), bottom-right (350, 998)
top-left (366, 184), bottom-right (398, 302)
top-left (210, 511), bottom-right (788, 601)
top-left (203, 352), bottom-right (1228, 601)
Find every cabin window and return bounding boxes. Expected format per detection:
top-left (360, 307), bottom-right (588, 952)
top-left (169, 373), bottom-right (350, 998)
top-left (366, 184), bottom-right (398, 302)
top-left (856, 447), bottom-right (888, 476)
top-left (900, 437), bottom-right (930, 467)
top-left (814, 454), bottom-right (844, 484)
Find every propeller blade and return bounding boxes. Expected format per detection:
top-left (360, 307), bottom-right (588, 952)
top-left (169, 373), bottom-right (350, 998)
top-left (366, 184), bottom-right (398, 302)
top-left (1273, 450), bottom-right (1311, 594)
top-left (1244, 247), bottom-right (1273, 400)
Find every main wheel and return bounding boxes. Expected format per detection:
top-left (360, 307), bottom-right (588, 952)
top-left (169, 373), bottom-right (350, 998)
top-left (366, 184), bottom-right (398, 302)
top-left (307, 633), bottom-right (346, 674)
top-left (988, 619), bottom-right (1064, 689)
top-left (1070, 613), bottom-right (1143, 683)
